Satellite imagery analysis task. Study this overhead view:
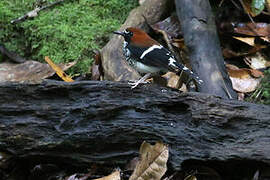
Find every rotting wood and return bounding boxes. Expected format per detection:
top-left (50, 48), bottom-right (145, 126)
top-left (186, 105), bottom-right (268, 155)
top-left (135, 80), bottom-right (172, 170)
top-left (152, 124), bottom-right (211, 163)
top-left (0, 80), bottom-right (269, 173)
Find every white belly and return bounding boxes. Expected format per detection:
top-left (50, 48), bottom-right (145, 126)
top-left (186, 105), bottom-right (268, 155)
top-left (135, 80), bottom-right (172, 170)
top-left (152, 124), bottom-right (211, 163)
top-left (134, 61), bottom-right (161, 74)
top-left (123, 42), bottom-right (161, 74)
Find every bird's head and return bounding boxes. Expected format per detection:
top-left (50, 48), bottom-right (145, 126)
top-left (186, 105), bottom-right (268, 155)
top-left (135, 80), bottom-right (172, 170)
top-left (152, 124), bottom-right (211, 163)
top-left (113, 27), bottom-right (139, 43)
top-left (113, 27), bottom-right (158, 47)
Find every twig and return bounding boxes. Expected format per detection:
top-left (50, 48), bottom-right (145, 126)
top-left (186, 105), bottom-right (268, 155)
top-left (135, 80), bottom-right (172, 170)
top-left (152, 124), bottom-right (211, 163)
top-left (249, 85), bottom-right (263, 103)
top-left (11, 0), bottom-right (65, 24)
top-left (261, 10), bottom-right (270, 16)
top-left (238, 0), bottom-right (255, 24)
top-left (231, 0), bottom-right (241, 10)
top-left (219, 0), bottom-right (225, 7)
top-left (0, 44), bottom-right (26, 63)
top-left (38, 0), bottom-right (64, 11)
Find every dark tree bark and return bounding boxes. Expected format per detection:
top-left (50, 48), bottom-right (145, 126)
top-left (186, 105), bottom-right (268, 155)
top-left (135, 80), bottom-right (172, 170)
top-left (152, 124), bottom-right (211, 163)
top-left (0, 80), bottom-right (270, 175)
top-left (175, 0), bottom-right (238, 99)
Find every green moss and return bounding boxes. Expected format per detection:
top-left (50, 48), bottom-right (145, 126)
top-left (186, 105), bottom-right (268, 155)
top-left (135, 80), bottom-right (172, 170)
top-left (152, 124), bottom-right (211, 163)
top-left (246, 69), bottom-right (270, 105)
top-left (261, 69), bottom-right (270, 105)
top-left (0, 0), bottom-right (137, 74)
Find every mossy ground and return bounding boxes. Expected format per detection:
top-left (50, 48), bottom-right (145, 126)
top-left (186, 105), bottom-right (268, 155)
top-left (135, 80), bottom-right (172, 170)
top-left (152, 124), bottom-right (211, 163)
top-left (0, 0), bottom-right (137, 74)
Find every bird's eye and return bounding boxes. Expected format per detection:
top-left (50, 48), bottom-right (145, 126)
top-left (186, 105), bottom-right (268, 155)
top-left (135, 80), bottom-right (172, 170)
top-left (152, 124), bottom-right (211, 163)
top-left (124, 30), bottom-right (133, 36)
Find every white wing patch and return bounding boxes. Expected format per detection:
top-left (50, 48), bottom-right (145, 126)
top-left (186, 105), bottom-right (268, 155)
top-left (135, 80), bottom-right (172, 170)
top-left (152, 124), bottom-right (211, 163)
top-left (140, 45), bottom-right (163, 59)
top-left (183, 66), bottom-right (189, 71)
top-left (168, 57), bottom-right (177, 67)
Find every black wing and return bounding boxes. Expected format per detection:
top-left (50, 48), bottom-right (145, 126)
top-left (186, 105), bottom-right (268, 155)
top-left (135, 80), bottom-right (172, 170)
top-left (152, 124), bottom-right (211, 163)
top-left (128, 44), bottom-right (203, 84)
top-left (127, 44), bottom-right (178, 71)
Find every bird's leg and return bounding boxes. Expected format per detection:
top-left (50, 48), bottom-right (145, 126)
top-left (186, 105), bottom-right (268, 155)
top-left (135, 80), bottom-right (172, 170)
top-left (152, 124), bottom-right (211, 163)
top-left (128, 73), bottom-right (152, 89)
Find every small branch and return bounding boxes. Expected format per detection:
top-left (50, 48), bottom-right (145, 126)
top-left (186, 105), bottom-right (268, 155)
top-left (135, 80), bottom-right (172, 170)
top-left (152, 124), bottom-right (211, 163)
top-left (0, 44), bottom-right (26, 63)
top-left (238, 0), bottom-right (255, 24)
top-left (230, 0), bottom-right (241, 10)
top-left (11, 0), bottom-right (65, 24)
top-left (219, 0), bottom-right (225, 7)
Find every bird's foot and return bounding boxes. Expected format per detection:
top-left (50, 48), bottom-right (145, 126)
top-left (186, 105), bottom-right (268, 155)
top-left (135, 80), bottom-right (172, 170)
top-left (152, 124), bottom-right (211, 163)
top-left (128, 80), bottom-right (149, 89)
top-left (128, 73), bottom-right (152, 89)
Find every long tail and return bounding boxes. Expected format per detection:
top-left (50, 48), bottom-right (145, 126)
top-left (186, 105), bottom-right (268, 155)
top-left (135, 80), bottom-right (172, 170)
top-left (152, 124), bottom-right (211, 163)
top-left (175, 62), bottom-right (203, 85)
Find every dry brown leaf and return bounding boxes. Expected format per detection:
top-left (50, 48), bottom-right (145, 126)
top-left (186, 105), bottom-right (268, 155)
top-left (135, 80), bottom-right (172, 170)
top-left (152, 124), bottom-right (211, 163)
top-left (44, 56), bottom-right (74, 82)
top-left (94, 170), bottom-right (120, 180)
top-left (226, 65), bottom-right (263, 93)
top-left (233, 36), bottom-right (255, 46)
top-left (129, 141), bottom-right (169, 180)
top-left (244, 52), bottom-right (270, 69)
top-left (162, 72), bottom-right (181, 89)
top-left (91, 50), bottom-right (104, 80)
top-left (222, 45), bottom-right (266, 59)
top-left (227, 68), bottom-right (250, 79)
top-left (179, 83), bottom-right (188, 92)
top-left (226, 64), bottom-right (239, 70)
top-left (184, 175), bottom-right (197, 180)
top-left (230, 76), bottom-right (261, 92)
top-left (233, 22), bottom-right (270, 36)
top-left (260, 36), bottom-right (270, 42)
top-left (227, 65), bottom-right (264, 78)
top-left (151, 14), bottom-right (181, 41)
top-left (249, 68), bottom-right (264, 77)
top-left (0, 60), bottom-right (75, 83)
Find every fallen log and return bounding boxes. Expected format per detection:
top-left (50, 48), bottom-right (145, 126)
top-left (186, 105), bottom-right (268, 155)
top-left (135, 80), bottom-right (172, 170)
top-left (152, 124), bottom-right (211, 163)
top-left (0, 80), bottom-right (269, 178)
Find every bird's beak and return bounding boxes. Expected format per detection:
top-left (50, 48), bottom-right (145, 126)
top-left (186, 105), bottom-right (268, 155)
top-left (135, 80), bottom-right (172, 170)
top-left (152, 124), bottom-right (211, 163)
top-left (113, 31), bottom-right (124, 36)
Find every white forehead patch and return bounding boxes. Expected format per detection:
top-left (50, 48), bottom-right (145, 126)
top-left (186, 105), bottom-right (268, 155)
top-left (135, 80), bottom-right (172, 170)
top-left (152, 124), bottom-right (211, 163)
top-left (140, 45), bottom-right (163, 59)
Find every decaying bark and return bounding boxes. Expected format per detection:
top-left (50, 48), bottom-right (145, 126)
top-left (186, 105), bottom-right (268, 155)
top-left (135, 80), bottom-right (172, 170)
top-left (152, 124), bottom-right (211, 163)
top-left (101, 0), bottom-right (174, 81)
top-left (175, 0), bottom-right (238, 99)
top-left (0, 80), bottom-right (269, 173)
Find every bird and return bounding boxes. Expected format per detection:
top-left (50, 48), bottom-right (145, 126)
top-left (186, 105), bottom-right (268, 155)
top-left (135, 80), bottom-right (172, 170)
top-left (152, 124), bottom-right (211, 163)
top-left (113, 27), bottom-right (203, 89)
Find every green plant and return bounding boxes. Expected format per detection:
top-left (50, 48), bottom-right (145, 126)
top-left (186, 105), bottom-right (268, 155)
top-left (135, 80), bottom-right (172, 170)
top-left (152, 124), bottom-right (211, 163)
top-left (247, 69), bottom-right (270, 105)
top-left (0, 0), bottom-right (138, 74)
top-left (261, 69), bottom-right (270, 104)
